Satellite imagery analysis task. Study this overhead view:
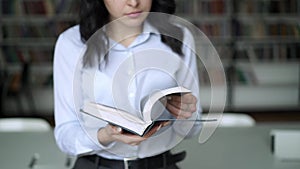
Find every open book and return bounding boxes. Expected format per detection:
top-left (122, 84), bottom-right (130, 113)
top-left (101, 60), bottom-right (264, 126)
top-left (81, 86), bottom-right (215, 136)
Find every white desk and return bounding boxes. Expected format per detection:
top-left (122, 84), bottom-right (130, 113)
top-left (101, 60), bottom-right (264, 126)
top-left (1, 124), bottom-right (300, 169)
top-left (0, 131), bottom-right (71, 169)
top-left (174, 123), bottom-right (300, 169)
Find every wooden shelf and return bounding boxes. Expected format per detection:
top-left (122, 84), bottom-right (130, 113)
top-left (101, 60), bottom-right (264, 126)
top-left (1, 0), bottom-right (299, 114)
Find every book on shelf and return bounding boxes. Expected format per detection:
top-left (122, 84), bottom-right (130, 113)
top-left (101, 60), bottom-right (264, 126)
top-left (81, 86), bottom-right (216, 136)
top-left (55, 0), bottom-right (79, 14)
top-left (22, 1), bottom-right (43, 15)
top-left (1, 0), bottom-right (78, 16)
top-left (210, 0), bottom-right (225, 14)
top-left (196, 0), bottom-right (225, 15)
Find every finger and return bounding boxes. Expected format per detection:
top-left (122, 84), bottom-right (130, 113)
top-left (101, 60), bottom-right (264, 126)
top-left (177, 111), bottom-right (193, 119)
top-left (166, 103), bottom-right (193, 118)
top-left (167, 99), bottom-right (183, 110)
top-left (110, 125), bottom-right (123, 134)
top-left (168, 93), bottom-right (197, 104)
top-left (186, 103), bottom-right (197, 113)
top-left (143, 123), bottom-right (162, 138)
top-left (130, 142), bottom-right (139, 146)
top-left (167, 96), bottom-right (191, 110)
top-left (167, 99), bottom-right (197, 113)
top-left (161, 121), bottom-right (171, 127)
top-left (181, 94), bottom-right (197, 104)
top-left (167, 95), bottom-right (181, 103)
top-left (166, 102), bottom-right (180, 116)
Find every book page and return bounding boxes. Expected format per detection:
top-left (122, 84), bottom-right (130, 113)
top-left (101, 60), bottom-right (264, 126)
top-left (86, 102), bottom-right (145, 124)
top-left (82, 102), bottom-right (153, 135)
top-left (142, 86), bottom-right (191, 122)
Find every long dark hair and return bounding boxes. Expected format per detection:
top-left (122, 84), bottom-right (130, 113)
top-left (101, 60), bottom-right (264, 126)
top-left (79, 0), bottom-right (183, 67)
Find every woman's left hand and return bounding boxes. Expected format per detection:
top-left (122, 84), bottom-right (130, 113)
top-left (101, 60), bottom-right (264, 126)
top-left (165, 93), bottom-right (197, 119)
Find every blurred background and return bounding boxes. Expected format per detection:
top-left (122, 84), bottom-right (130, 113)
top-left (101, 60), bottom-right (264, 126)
top-left (0, 0), bottom-right (299, 125)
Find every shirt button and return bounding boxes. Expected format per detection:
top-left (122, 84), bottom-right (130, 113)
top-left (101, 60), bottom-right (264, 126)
top-left (128, 51), bottom-right (133, 57)
top-left (127, 70), bottom-right (134, 75)
top-left (129, 92), bottom-right (135, 98)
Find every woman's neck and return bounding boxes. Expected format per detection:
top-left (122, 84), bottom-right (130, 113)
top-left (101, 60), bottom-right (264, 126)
top-left (107, 21), bottom-right (143, 47)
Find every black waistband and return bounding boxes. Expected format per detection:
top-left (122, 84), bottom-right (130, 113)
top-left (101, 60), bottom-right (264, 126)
top-left (80, 151), bottom-right (186, 169)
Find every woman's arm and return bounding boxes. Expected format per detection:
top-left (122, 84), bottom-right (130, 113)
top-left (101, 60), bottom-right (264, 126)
top-left (53, 30), bottom-right (108, 156)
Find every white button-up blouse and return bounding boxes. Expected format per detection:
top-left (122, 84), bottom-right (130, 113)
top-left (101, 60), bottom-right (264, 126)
top-left (53, 22), bottom-right (202, 160)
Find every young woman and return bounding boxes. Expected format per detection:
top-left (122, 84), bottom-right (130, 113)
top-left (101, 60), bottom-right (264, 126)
top-left (53, 0), bottom-right (202, 168)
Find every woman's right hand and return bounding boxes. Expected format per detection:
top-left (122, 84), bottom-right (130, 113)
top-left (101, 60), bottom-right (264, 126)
top-left (97, 122), bottom-right (169, 146)
top-left (97, 124), bottom-right (147, 146)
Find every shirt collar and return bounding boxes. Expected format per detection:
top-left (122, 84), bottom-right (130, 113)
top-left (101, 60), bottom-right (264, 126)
top-left (108, 21), bottom-right (160, 51)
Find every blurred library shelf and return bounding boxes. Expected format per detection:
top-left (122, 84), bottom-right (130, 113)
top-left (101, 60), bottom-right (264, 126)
top-left (0, 0), bottom-right (79, 116)
top-left (176, 0), bottom-right (300, 113)
top-left (0, 0), bottom-right (300, 120)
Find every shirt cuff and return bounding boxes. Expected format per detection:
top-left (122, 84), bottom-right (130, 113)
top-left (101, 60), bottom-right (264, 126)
top-left (86, 127), bottom-right (116, 152)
